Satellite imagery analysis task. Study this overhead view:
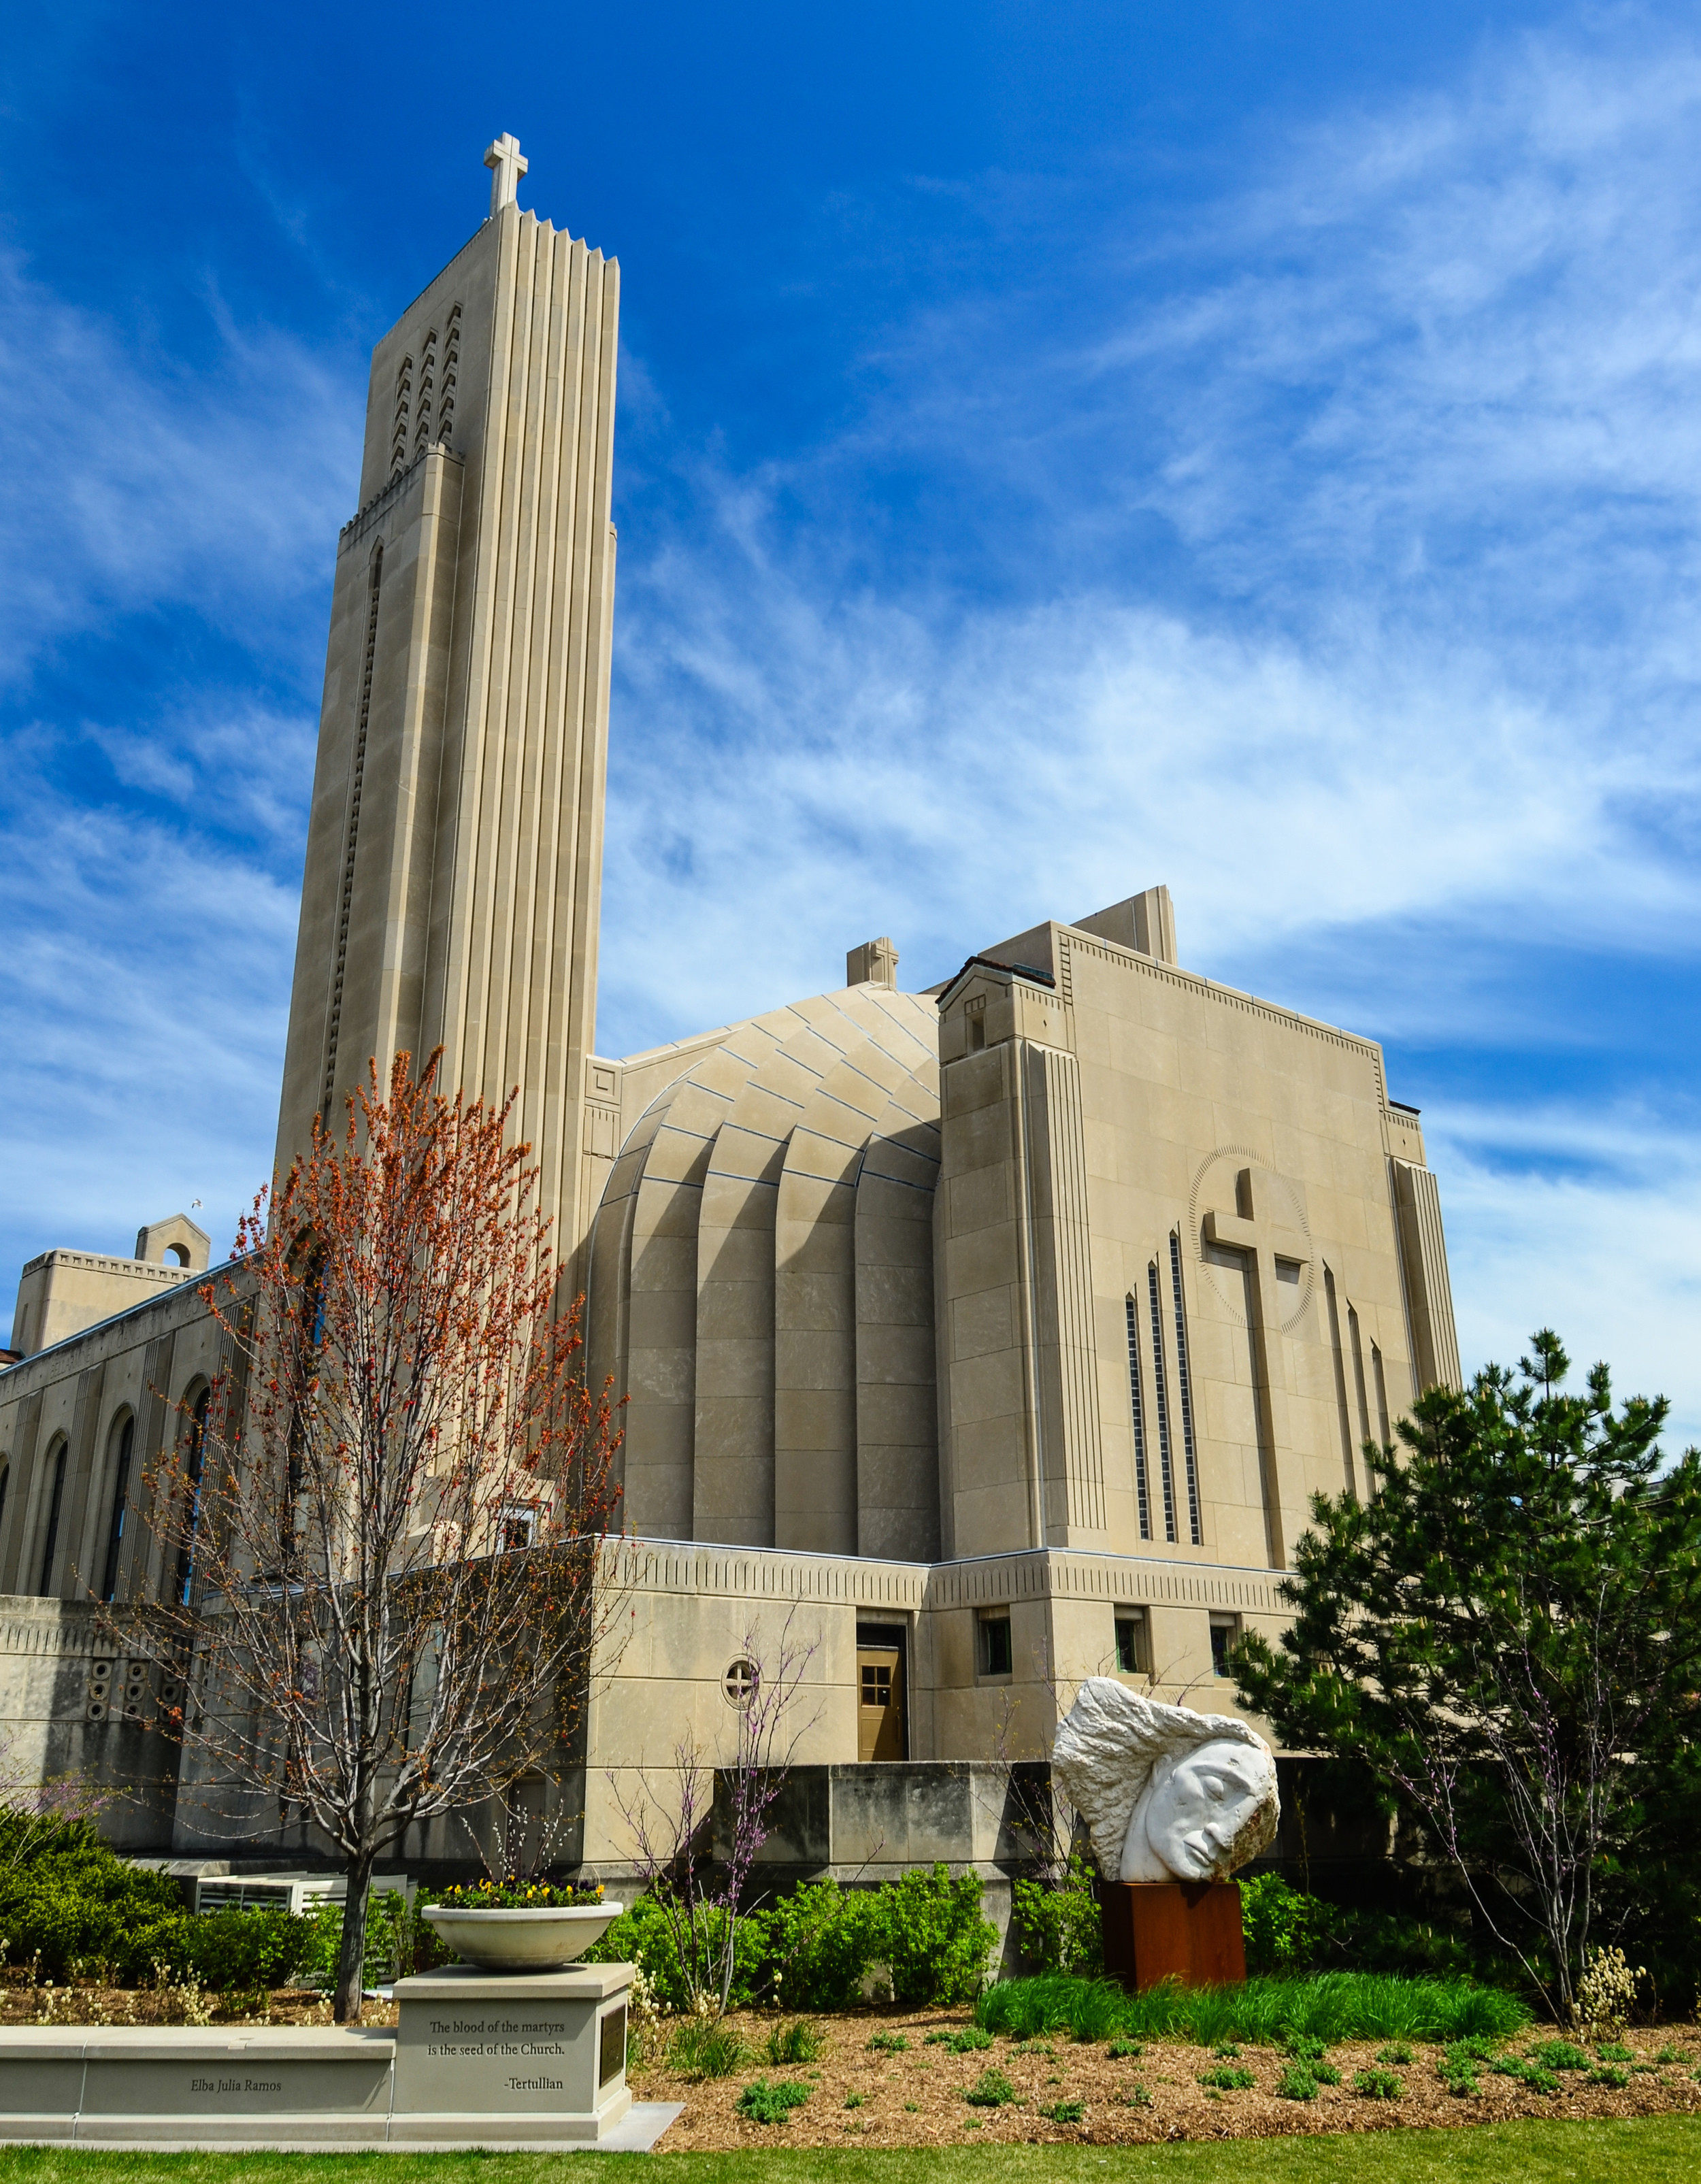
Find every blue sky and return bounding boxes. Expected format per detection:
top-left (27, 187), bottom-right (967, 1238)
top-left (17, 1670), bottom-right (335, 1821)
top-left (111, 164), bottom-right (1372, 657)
top-left (1, 1), bottom-right (1696, 1440)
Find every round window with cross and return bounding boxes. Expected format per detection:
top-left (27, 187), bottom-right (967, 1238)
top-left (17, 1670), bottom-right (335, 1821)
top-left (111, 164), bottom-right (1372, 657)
top-left (723, 1658), bottom-right (759, 1708)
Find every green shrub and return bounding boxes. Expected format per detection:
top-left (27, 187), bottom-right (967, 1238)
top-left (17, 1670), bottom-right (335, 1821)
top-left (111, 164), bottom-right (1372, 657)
top-left (1597, 2041), bottom-right (1634, 2062)
top-left (870, 1865), bottom-right (998, 2006)
top-left (946, 2026), bottom-right (992, 2053)
top-left (963, 2067), bottom-right (1017, 2107)
top-left (765, 2018), bottom-right (822, 2066)
top-left (1275, 2064), bottom-right (1318, 2100)
top-left (587, 1866), bottom-right (994, 2014)
top-left (843, 2091), bottom-right (863, 2108)
top-left (182, 1906), bottom-right (310, 1991)
top-left (1439, 2042), bottom-right (1483, 2098)
top-left (765, 1881), bottom-right (874, 2013)
top-left (667, 2017), bottom-right (746, 2079)
top-left (298, 1890), bottom-right (436, 1991)
top-left (734, 2077), bottom-right (810, 2124)
top-left (1236, 1872), bottom-right (1496, 1983)
top-left (1490, 2057), bottom-right (1559, 2093)
top-left (1353, 2068), bottom-right (1402, 2099)
top-left (0, 1819), bottom-right (340, 1991)
top-left (584, 1896), bottom-right (772, 2015)
top-left (1106, 2038), bottom-right (1144, 2059)
top-left (1039, 2097), bottom-right (1085, 2122)
top-left (867, 2030), bottom-right (908, 2053)
top-left (1239, 1874), bottom-right (1332, 1973)
top-left (1010, 1856), bottom-right (1102, 1975)
top-left (1198, 2064), bottom-right (1256, 2090)
top-left (1589, 2063), bottom-right (1632, 2088)
top-left (1376, 2042), bottom-right (1414, 2065)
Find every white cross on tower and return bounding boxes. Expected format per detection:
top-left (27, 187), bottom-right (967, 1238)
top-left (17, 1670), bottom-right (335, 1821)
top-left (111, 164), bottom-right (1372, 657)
top-left (1202, 1166), bottom-right (1312, 1568)
top-left (484, 132), bottom-right (529, 218)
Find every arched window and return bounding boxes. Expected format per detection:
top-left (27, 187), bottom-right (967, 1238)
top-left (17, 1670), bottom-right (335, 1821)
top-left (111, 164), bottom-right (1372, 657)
top-left (173, 1389), bottom-right (212, 1607)
top-left (37, 1437), bottom-right (68, 1597)
top-left (101, 1414), bottom-right (135, 1604)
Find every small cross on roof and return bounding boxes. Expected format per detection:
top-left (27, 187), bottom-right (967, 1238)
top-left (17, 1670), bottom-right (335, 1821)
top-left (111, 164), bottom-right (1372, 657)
top-left (484, 132), bottom-right (529, 218)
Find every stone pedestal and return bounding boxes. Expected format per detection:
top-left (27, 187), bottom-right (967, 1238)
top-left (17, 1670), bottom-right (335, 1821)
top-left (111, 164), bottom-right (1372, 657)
top-left (392, 1962), bottom-right (633, 2141)
top-left (1100, 1881), bottom-right (1246, 1991)
top-left (0, 1960), bottom-right (665, 2149)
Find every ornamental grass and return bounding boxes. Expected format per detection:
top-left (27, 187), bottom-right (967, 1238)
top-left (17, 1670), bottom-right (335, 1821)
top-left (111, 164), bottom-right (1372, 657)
top-left (975, 1971), bottom-right (1530, 2049)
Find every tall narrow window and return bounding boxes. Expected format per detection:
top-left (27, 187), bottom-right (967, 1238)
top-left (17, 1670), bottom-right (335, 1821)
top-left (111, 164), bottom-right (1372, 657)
top-left (174, 1390), bottom-right (211, 1608)
top-left (1124, 1295), bottom-right (1152, 1541)
top-left (1146, 1263), bottom-right (1178, 1543)
top-left (0, 1463), bottom-right (10, 1552)
top-left (1347, 1302), bottom-right (1372, 1455)
top-left (1169, 1233), bottom-right (1204, 1546)
top-left (320, 544), bottom-right (383, 1126)
top-left (37, 1439), bottom-right (67, 1597)
top-left (1372, 1344), bottom-right (1391, 1473)
top-left (1323, 1264), bottom-right (1358, 1498)
top-left (100, 1416), bottom-right (134, 1604)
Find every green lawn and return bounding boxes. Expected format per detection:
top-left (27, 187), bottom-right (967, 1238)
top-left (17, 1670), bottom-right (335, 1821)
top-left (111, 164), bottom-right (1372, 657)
top-left (0, 2121), bottom-right (1698, 2184)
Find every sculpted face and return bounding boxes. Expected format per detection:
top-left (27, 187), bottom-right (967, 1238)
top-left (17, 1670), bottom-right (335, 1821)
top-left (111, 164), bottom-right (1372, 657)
top-left (1120, 1737), bottom-right (1276, 1883)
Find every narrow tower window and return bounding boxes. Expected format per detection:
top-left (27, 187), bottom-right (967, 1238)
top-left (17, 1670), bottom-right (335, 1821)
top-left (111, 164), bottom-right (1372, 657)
top-left (1169, 1232), bottom-right (1204, 1546)
top-left (101, 1414), bottom-right (133, 1604)
top-left (320, 543), bottom-right (383, 1127)
top-left (174, 1389), bottom-right (212, 1608)
top-left (37, 1439), bottom-right (67, 1597)
top-left (1123, 1295), bottom-right (1153, 1541)
top-left (1146, 1262), bottom-right (1178, 1544)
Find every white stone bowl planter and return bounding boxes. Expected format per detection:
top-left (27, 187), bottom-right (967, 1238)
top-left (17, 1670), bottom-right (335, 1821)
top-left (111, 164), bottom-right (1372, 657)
top-left (423, 1902), bottom-right (623, 1972)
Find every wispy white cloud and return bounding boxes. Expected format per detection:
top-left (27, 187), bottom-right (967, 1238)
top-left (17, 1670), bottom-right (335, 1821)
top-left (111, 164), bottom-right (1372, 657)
top-left (1431, 1096), bottom-right (1701, 1449)
top-left (0, 757), bottom-right (298, 1280)
top-left (0, 251), bottom-right (360, 678)
top-left (0, 252), bottom-right (344, 1314)
top-left (597, 11), bottom-right (1701, 1419)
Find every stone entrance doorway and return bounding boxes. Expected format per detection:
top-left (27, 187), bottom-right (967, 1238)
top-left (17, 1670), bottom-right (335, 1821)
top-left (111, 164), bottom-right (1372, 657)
top-left (856, 1623), bottom-right (907, 1761)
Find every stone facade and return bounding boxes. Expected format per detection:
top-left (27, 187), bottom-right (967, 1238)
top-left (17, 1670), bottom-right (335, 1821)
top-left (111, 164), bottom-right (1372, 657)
top-left (0, 144), bottom-right (1461, 1879)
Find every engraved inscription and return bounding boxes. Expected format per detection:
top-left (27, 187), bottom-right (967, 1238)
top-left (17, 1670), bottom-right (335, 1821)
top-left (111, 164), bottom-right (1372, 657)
top-left (425, 2013), bottom-right (569, 2062)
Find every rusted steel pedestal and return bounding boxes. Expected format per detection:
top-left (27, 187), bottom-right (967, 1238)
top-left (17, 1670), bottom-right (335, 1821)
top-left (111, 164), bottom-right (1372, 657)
top-left (1100, 1881), bottom-right (1246, 1990)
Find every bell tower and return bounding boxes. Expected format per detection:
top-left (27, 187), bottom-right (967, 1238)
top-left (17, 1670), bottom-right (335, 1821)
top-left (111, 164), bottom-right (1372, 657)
top-left (274, 137), bottom-right (618, 1274)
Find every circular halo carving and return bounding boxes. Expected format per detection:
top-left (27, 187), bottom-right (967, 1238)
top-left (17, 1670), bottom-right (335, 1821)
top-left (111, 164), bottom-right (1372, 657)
top-left (1187, 1144), bottom-right (1314, 1336)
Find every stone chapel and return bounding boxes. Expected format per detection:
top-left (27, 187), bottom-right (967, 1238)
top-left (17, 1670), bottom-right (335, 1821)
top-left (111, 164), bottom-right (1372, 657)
top-left (0, 142), bottom-right (1459, 1879)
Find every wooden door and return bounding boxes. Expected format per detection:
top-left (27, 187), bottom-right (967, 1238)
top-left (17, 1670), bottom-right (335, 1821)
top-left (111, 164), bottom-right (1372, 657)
top-left (857, 1640), bottom-right (905, 1761)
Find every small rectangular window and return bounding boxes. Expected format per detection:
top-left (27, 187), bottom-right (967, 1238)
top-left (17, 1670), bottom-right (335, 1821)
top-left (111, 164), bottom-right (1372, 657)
top-left (1114, 1607), bottom-right (1150, 1676)
top-left (1209, 1612), bottom-right (1241, 1679)
top-left (499, 1505), bottom-right (535, 1553)
top-left (978, 1612), bottom-right (1012, 1678)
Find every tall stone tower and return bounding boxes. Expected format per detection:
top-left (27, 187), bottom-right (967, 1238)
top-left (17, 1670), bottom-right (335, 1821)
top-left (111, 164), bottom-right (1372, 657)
top-left (274, 137), bottom-right (618, 1270)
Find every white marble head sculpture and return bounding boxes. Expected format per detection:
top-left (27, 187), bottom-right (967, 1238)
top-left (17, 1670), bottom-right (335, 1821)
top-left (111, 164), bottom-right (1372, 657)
top-left (1051, 1678), bottom-right (1280, 1885)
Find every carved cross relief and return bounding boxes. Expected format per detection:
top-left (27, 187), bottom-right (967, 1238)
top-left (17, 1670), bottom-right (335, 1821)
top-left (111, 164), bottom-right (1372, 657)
top-left (1198, 1162), bottom-right (1313, 1570)
top-left (1203, 1168), bottom-right (1311, 1325)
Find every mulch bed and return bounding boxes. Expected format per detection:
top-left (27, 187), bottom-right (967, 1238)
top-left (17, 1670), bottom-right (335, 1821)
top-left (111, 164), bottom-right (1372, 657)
top-left (629, 2008), bottom-right (1701, 2149)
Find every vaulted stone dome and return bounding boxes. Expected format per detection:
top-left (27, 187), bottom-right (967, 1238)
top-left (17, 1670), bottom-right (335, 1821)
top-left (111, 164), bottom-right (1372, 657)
top-left (586, 985), bottom-right (941, 1557)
